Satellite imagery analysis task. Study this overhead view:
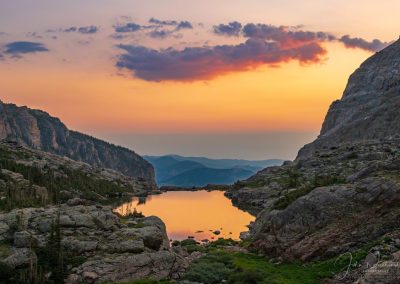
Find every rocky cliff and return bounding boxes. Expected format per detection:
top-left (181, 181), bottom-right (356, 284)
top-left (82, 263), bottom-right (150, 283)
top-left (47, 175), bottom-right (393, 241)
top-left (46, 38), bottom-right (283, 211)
top-left (0, 101), bottom-right (155, 182)
top-left (298, 38), bottom-right (400, 159)
top-left (227, 38), bottom-right (400, 281)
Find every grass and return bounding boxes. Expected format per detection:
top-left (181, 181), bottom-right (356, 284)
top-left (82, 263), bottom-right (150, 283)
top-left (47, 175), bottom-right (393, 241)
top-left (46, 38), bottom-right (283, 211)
top-left (184, 247), bottom-right (368, 284)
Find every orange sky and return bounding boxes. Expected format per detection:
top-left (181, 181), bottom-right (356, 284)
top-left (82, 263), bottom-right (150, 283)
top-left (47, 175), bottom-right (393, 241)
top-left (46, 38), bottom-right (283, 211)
top-left (0, 42), bottom-right (371, 133)
top-left (0, 0), bottom-right (398, 159)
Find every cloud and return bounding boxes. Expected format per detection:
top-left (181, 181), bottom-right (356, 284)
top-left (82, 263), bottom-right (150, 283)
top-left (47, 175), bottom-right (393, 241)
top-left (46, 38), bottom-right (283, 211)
top-left (116, 38), bottom-right (326, 82)
top-left (63, 25), bottom-right (99, 34)
top-left (213, 22), bottom-right (242, 36)
top-left (339, 35), bottom-right (390, 52)
top-left (114, 22), bottom-right (142, 33)
top-left (64, 27), bottom-right (77, 32)
top-left (78, 26), bottom-right (99, 34)
top-left (148, 18), bottom-right (192, 30)
top-left (149, 18), bottom-right (178, 26)
top-left (242, 23), bottom-right (335, 44)
top-left (4, 41), bottom-right (49, 55)
top-left (176, 21), bottom-right (193, 30)
top-left (148, 29), bottom-right (174, 39)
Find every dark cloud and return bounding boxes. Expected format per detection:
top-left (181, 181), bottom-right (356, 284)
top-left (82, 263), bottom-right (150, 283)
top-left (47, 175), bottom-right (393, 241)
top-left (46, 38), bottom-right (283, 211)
top-left (241, 23), bottom-right (388, 53)
top-left (213, 22), bottom-right (242, 36)
top-left (149, 18), bottom-right (178, 26)
top-left (242, 23), bottom-right (335, 43)
top-left (176, 21), bottom-right (193, 30)
top-left (148, 29), bottom-right (173, 39)
top-left (114, 22), bottom-right (142, 33)
top-left (78, 26), bottom-right (99, 34)
top-left (64, 27), bottom-right (77, 32)
top-left (148, 18), bottom-right (193, 30)
top-left (116, 38), bottom-right (326, 82)
top-left (339, 35), bottom-right (390, 52)
top-left (62, 26), bottom-right (99, 34)
top-left (4, 41), bottom-right (49, 55)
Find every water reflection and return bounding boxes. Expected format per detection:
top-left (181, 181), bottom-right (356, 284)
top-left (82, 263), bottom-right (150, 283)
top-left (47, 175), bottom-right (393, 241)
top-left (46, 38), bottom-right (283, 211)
top-left (115, 190), bottom-right (255, 241)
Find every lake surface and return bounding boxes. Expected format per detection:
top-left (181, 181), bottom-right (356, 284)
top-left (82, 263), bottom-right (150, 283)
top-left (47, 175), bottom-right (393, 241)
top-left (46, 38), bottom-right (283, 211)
top-left (114, 190), bottom-right (255, 241)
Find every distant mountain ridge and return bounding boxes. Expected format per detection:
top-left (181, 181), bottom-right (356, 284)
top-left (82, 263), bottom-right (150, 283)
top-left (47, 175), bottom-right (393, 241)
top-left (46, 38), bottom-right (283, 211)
top-left (144, 154), bottom-right (284, 187)
top-left (0, 100), bottom-right (155, 182)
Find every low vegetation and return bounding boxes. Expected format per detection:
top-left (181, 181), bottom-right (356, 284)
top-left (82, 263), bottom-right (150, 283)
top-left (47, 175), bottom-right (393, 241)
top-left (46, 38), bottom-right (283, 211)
top-left (184, 248), bottom-right (368, 284)
top-left (273, 174), bottom-right (347, 210)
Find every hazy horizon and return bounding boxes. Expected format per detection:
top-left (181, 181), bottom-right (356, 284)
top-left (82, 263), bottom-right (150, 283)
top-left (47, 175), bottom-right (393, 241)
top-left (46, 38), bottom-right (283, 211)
top-left (99, 131), bottom-right (318, 160)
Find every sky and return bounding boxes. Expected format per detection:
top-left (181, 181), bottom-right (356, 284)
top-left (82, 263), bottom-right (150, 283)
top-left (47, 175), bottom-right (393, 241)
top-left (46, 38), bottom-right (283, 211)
top-left (0, 0), bottom-right (398, 160)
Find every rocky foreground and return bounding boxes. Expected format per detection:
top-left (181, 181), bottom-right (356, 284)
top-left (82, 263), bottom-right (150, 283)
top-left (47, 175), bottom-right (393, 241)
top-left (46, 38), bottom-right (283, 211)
top-left (0, 199), bottom-right (188, 283)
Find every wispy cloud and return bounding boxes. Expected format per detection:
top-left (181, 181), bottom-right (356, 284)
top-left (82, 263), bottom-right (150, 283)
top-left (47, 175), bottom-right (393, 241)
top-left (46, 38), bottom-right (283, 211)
top-left (114, 22), bottom-right (142, 33)
top-left (242, 23), bottom-right (335, 43)
top-left (148, 29), bottom-right (174, 39)
top-left (339, 35), bottom-right (390, 52)
top-left (62, 25), bottom-right (99, 34)
top-left (149, 18), bottom-right (178, 26)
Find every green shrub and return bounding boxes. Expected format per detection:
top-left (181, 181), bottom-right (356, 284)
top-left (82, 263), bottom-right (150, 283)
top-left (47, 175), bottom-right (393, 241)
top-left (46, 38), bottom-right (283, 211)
top-left (184, 261), bottom-right (232, 283)
top-left (180, 238), bottom-right (199, 246)
top-left (209, 238), bottom-right (238, 247)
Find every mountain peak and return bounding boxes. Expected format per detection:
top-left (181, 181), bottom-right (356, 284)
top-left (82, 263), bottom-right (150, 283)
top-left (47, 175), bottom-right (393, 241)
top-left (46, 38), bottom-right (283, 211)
top-left (298, 38), bottom-right (400, 159)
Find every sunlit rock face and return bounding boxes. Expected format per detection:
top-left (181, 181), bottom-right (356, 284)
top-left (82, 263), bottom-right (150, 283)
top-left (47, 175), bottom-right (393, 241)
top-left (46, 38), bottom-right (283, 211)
top-left (298, 38), bottom-right (400, 159)
top-left (0, 101), bottom-right (155, 182)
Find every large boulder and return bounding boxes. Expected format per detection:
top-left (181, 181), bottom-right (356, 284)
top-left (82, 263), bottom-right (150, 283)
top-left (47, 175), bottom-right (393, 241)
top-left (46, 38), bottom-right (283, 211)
top-left (0, 203), bottom-right (186, 282)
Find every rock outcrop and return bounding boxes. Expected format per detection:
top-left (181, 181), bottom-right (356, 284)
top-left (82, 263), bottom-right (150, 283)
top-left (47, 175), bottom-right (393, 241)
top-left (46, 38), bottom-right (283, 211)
top-left (227, 38), bottom-right (400, 276)
top-left (0, 202), bottom-right (187, 283)
top-left (0, 101), bottom-right (155, 182)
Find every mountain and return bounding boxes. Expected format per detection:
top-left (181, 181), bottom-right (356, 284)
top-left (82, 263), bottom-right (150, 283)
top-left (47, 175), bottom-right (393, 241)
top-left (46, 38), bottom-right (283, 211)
top-left (0, 101), bottom-right (155, 182)
top-left (227, 38), bottom-right (400, 275)
top-left (165, 155), bottom-right (284, 170)
top-left (162, 167), bottom-right (254, 187)
top-left (144, 155), bottom-right (284, 186)
top-left (0, 140), bottom-right (156, 210)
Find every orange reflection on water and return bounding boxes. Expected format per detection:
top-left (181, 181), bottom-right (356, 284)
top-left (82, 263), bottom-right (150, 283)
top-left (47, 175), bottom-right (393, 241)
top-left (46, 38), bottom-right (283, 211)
top-left (114, 190), bottom-right (255, 241)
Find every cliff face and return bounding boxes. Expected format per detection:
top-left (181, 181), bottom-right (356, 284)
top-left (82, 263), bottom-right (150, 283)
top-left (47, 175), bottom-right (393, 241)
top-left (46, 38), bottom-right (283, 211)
top-left (227, 38), bottom-right (400, 273)
top-left (0, 101), bottom-right (155, 182)
top-left (298, 38), bottom-right (400, 159)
